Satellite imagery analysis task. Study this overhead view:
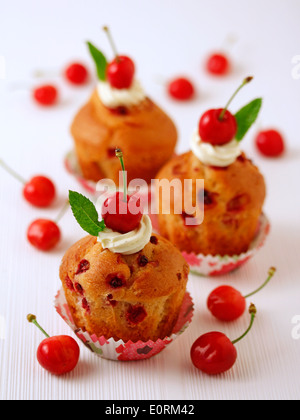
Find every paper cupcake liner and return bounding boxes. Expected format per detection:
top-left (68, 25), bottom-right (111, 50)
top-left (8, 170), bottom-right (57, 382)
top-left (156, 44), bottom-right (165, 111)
top-left (181, 213), bottom-right (270, 276)
top-left (64, 150), bottom-right (98, 194)
top-left (65, 150), bottom-right (270, 276)
top-left (54, 288), bottom-right (194, 361)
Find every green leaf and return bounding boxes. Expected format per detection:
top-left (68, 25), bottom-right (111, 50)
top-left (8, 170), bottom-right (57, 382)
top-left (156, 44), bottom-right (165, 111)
top-left (69, 190), bottom-right (105, 236)
top-left (86, 41), bottom-right (107, 81)
top-left (235, 98), bottom-right (263, 141)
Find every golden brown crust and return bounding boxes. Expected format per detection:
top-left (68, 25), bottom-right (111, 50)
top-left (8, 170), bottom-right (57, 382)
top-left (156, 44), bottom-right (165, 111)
top-left (156, 151), bottom-right (266, 256)
top-left (59, 234), bottom-right (189, 342)
top-left (71, 90), bottom-right (177, 184)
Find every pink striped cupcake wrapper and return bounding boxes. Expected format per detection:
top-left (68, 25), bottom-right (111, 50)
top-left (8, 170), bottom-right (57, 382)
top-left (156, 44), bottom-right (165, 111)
top-left (54, 288), bottom-right (194, 361)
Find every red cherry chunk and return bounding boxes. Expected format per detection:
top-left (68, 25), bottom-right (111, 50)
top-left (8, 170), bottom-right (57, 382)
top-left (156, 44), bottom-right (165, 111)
top-left (82, 298), bottom-right (90, 313)
top-left (201, 189), bottom-right (219, 207)
top-left (75, 283), bottom-right (84, 295)
top-left (107, 56), bottom-right (135, 89)
top-left (255, 129), bottom-right (285, 157)
top-left (191, 332), bottom-right (237, 375)
top-left (23, 176), bottom-right (56, 207)
top-left (102, 192), bottom-right (143, 234)
top-left (137, 255), bottom-right (148, 267)
top-left (27, 219), bottom-right (61, 251)
top-left (65, 276), bottom-right (74, 291)
top-left (206, 53), bottom-right (230, 76)
top-left (126, 305), bottom-right (147, 324)
top-left (168, 77), bottom-right (195, 101)
top-left (207, 286), bottom-right (246, 321)
top-left (199, 109), bottom-right (237, 145)
top-left (106, 273), bottom-right (126, 289)
top-left (33, 85), bottom-right (58, 106)
top-left (227, 194), bottom-right (250, 212)
top-left (76, 259), bottom-right (90, 275)
top-left (65, 63), bottom-right (88, 85)
top-left (150, 236), bottom-right (158, 245)
top-left (37, 335), bottom-right (80, 375)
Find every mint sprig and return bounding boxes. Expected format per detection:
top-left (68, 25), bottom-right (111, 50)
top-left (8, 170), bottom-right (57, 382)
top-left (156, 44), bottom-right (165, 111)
top-left (87, 41), bottom-right (107, 81)
top-left (235, 98), bottom-right (262, 141)
top-left (69, 190), bottom-right (105, 236)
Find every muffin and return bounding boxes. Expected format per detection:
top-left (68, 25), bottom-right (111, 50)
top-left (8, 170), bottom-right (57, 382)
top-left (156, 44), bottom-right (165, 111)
top-left (156, 78), bottom-right (266, 256)
top-left (60, 190), bottom-right (189, 343)
top-left (156, 151), bottom-right (265, 256)
top-left (71, 39), bottom-right (177, 184)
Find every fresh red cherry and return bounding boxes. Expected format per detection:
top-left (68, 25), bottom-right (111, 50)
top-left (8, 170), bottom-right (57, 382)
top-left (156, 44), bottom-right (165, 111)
top-left (207, 267), bottom-right (276, 322)
top-left (168, 77), bottom-right (195, 101)
top-left (191, 332), bottom-right (237, 375)
top-left (27, 314), bottom-right (80, 376)
top-left (199, 76), bottom-right (253, 145)
top-left (103, 26), bottom-right (135, 89)
top-left (106, 55), bottom-right (135, 89)
top-left (33, 84), bottom-right (58, 106)
top-left (255, 129), bottom-right (285, 157)
top-left (27, 219), bottom-right (61, 251)
top-left (206, 53), bottom-right (230, 76)
top-left (207, 286), bottom-right (246, 322)
top-left (199, 108), bottom-right (237, 145)
top-left (101, 148), bottom-right (143, 233)
top-left (191, 304), bottom-right (256, 375)
top-left (23, 176), bottom-right (56, 207)
top-left (0, 159), bottom-right (56, 208)
top-left (65, 62), bottom-right (88, 85)
top-left (102, 191), bottom-right (142, 234)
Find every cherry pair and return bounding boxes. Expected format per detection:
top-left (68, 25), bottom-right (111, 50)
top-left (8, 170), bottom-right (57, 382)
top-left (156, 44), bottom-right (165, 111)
top-left (0, 159), bottom-right (67, 251)
top-left (167, 52), bottom-right (230, 102)
top-left (191, 267), bottom-right (276, 375)
top-left (33, 62), bottom-right (89, 106)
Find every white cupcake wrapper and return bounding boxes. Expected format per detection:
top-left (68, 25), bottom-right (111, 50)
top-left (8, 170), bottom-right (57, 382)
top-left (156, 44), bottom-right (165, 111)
top-left (54, 288), bottom-right (194, 361)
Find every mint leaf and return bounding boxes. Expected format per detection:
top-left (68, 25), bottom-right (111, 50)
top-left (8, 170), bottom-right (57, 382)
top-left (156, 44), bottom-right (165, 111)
top-left (235, 98), bottom-right (263, 141)
top-left (87, 41), bottom-right (107, 81)
top-left (69, 190), bottom-right (105, 236)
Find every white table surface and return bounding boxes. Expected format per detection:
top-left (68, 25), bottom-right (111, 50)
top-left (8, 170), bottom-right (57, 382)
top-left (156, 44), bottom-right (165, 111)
top-left (0, 0), bottom-right (300, 401)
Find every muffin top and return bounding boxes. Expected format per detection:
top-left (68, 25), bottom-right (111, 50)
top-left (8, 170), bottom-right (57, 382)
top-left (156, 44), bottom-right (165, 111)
top-left (59, 233), bottom-right (189, 304)
top-left (156, 150), bottom-right (266, 216)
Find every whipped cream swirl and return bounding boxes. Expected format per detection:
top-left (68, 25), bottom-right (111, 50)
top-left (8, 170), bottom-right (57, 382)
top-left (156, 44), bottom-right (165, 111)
top-left (97, 215), bottom-right (152, 255)
top-left (97, 79), bottom-right (146, 108)
top-left (191, 130), bottom-right (241, 167)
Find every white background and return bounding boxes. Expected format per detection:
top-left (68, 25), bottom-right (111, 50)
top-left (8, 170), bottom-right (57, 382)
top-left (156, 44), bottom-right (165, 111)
top-left (0, 0), bottom-right (300, 400)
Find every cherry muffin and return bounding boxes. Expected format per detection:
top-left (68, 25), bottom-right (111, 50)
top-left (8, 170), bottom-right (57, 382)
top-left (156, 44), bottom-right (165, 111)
top-left (71, 36), bottom-right (177, 184)
top-left (59, 232), bottom-right (189, 343)
top-left (60, 182), bottom-right (189, 343)
top-left (156, 77), bottom-right (266, 256)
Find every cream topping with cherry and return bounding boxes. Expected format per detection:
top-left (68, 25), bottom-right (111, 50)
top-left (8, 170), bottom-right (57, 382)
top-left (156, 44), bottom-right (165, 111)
top-left (97, 214), bottom-right (152, 255)
top-left (97, 79), bottom-right (146, 108)
top-left (191, 76), bottom-right (262, 167)
top-left (191, 130), bottom-right (241, 167)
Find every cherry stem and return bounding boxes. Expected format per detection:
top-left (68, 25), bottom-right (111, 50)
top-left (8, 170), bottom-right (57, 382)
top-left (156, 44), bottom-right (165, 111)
top-left (103, 26), bottom-right (119, 62)
top-left (115, 148), bottom-right (127, 201)
top-left (27, 314), bottom-right (50, 338)
top-left (231, 303), bottom-right (256, 345)
top-left (244, 267), bottom-right (276, 299)
top-left (219, 76), bottom-right (253, 121)
top-left (55, 199), bottom-right (70, 224)
top-left (0, 158), bottom-right (27, 184)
